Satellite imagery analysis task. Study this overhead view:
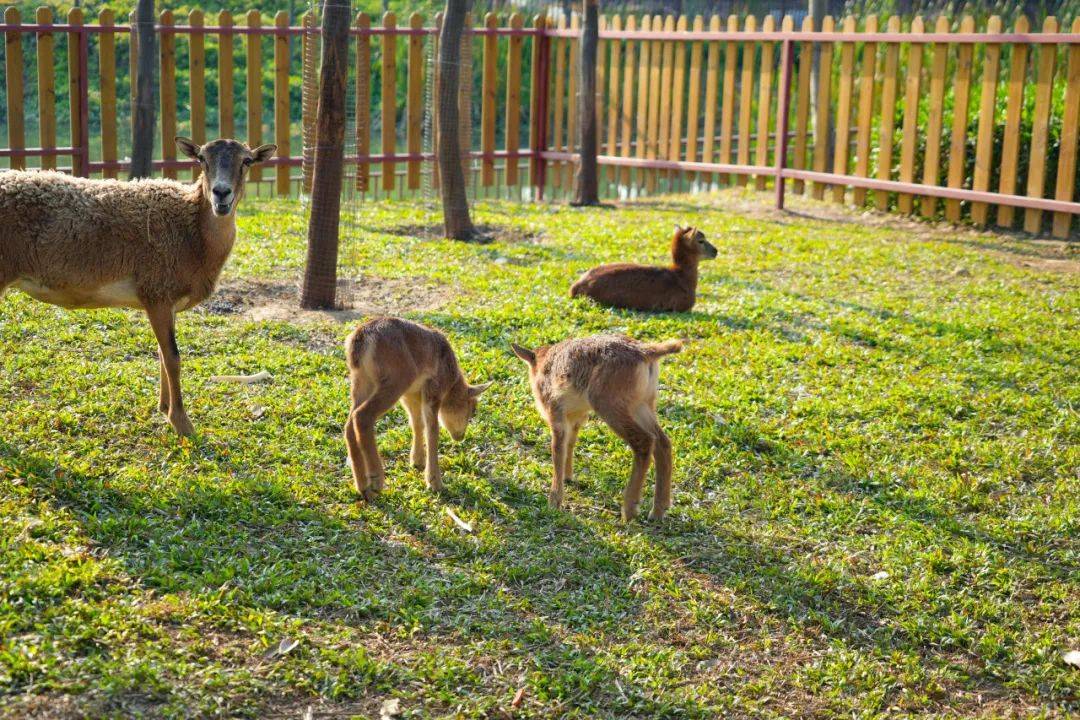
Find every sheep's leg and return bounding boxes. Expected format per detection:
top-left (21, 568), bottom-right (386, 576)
top-left (421, 394), bottom-right (443, 492)
top-left (344, 377), bottom-right (374, 496)
top-left (145, 304), bottom-right (194, 437)
top-left (157, 352), bottom-right (169, 413)
top-left (647, 419), bottom-right (673, 521)
top-left (547, 414), bottom-right (569, 509)
top-left (562, 418), bottom-right (583, 484)
top-left (595, 401), bottom-right (655, 522)
top-left (401, 393), bottom-right (426, 469)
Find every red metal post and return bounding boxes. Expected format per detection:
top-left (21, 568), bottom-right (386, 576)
top-left (774, 38), bottom-right (793, 209)
top-left (534, 23), bottom-right (551, 201)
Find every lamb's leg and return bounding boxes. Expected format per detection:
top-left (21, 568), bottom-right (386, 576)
top-left (547, 413), bottom-right (569, 509)
top-left (647, 420), bottom-right (673, 521)
top-left (351, 379), bottom-right (408, 500)
top-left (562, 419), bottom-right (583, 484)
top-left (401, 393), bottom-right (426, 469)
top-left (344, 376), bottom-right (374, 496)
top-left (595, 400), bottom-right (655, 522)
top-left (421, 395), bottom-right (443, 492)
top-left (145, 304), bottom-right (194, 437)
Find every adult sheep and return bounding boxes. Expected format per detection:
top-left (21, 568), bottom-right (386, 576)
top-left (0, 137), bottom-right (275, 436)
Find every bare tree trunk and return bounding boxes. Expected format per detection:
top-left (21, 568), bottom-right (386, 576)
top-left (571, 0), bottom-right (600, 206)
top-left (130, 0), bottom-right (156, 179)
top-left (300, 0), bottom-right (351, 309)
top-left (438, 0), bottom-right (479, 240)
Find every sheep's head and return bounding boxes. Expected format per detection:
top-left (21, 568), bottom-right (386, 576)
top-left (438, 378), bottom-right (493, 442)
top-left (176, 137), bottom-right (276, 217)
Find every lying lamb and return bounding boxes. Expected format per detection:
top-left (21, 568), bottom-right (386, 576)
top-left (0, 137), bottom-right (275, 436)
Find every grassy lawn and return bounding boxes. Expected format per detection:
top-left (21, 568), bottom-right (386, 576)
top-left (1, 188), bottom-right (1077, 719)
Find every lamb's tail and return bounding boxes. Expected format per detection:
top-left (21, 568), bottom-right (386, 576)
top-left (643, 339), bottom-right (684, 360)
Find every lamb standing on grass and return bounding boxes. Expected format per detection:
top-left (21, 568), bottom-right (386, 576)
top-left (0, 137), bottom-right (276, 436)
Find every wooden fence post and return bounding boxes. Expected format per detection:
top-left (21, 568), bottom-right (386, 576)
top-left (971, 15), bottom-right (1002, 226)
top-left (99, 9), bottom-right (117, 178)
top-left (246, 10), bottom-right (263, 186)
top-left (274, 10), bottom-right (291, 195)
top-left (382, 11), bottom-right (398, 193)
top-left (1051, 18), bottom-right (1080, 238)
top-left (1023, 17), bottom-right (1059, 234)
top-left (505, 13), bottom-right (524, 188)
top-left (190, 9), bottom-right (206, 181)
top-left (160, 9), bottom-right (177, 179)
top-left (219, 11), bottom-right (235, 138)
top-left (5, 8), bottom-right (26, 170)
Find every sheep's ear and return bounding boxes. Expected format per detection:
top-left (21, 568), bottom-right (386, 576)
top-left (673, 224), bottom-right (684, 235)
top-left (175, 136), bottom-right (200, 160)
top-left (468, 380), bottom-right (494, 398)
top-left (510, 343), bottom-right (536, 367)
top-left (250, 144), bottom-right (277, 164)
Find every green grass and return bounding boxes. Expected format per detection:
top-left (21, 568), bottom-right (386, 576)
top-left (1, 188), bottom-right (1078, 719)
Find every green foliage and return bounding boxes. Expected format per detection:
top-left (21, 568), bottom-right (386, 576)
top-left (1, 190), bottom-right (1078, 717)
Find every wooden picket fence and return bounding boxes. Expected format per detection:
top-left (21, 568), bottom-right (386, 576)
top-left (1, 9), bottom-right (1078, 236)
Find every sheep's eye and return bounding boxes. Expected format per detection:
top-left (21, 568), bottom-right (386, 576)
top-left (242, 157), bottom-right (254, 167)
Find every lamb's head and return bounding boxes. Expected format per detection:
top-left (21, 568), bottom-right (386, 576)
top-left (176, 137), bottom-right (276, 217)
top-left (673, 225), bottom-right (718, 261)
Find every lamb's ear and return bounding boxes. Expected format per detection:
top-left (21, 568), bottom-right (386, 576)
top-left (250, 143), bottom-right (277, 164)
top-left (673, 224), bottom-right (684, 235)
top-left (175, 136), bottom-right (200, 160)
top-left (510, 343), bottom-right (536, 367)
top-left (468, 380), bottom-right (494, 398)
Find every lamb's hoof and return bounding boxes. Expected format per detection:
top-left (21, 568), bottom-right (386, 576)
top-left (621, 504), bottom-right (639, 523)
top-left (169, 412), bottom-right (195, 437)
top-left (548, 489), bottom-right (564, 509)
top-left (360, 486), bottom-right (381, 503)
top-left (647, 507), bottom-right (668, 522)
top-left (158, 400), bottom-right (169, 414)
top-left (425, 475), bottom-right (444, 493)
top-left (411, 456), bottom-right (426, 470)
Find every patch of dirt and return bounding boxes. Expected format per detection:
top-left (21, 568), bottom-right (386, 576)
top-left (202, 277), bottom-right (456, 325)
top-left (382, 222), bottom-right (545, 245)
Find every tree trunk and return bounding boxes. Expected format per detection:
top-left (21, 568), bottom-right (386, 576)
top-left (571, 0), bottom-right (600, 206)
top-left (438, 0), bottom-right (479, 240)
top-left (130, 0), bottom-right (156, 179)
top-left (300, 0), bottom-right (351, 309)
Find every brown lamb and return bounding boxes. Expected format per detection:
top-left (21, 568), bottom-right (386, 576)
top-left (0, 137), bottom-right (275, 436)
top-left (511, 334), bottom-right (683, 522)
top-left (569, 225), bottom-right (717, 312)
top-left (344, 317), bottom-right (492, 501)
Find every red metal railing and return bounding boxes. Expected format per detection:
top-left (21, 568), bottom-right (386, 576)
top-left (1, 17), bottom-right (1078, 223)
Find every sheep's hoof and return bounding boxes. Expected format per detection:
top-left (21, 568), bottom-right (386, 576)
top-left (425, 474), bottom-right (443, 493)
top-left (621, 503), bottom-right (639, 523)
top-left (169, 412), bottom-right (195, 437)
top-left (548, 488), bottom-right (564, 509)
top-left (411, 454), bottom-right (426, 470)
top-left (158, 400), bottom-right (169, 414)
top-left (360, 486), bottom-right (382, 503)
top-left (647, 506), bottom-right (668, 522)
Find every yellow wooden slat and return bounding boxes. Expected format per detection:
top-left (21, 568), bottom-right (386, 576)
top-left (506, 13), bottom-right (525, 187)
top-left (160, 10), bottom-right (177, 179)
top-left (565, 13), bottom-right (580, 191)
top-left (1023, 16), bottom-right (1060, 234)
top-left (619, 15), bottom-right (638, 188)
top-left (996, 17), bottom-right (1030, 228)
top-left (970, 16), bottom-right (1002, 226)
top-left (918, 15), bottom-right (950, 218)
top-left (527, 14), bottom-right (544, 190)
top-left (720, 15), bottom-right (739, 184)
top-left (897, 16), bottom-right (925, 214)
top-left (219, 11), bottom-right (234, 138)
top-left (67, 8), bottom-right (84, 175)
top-left (668, 15), bottom-right (688, 185)
top-left (657, 16), bottom-right (676, 186)
top-left (4, 8), bottom-right (25, 170)
top-left (645, 14), bottom-right (663, 192)
top-left (874, 15), bottom-right (901, 209)
top-left (605, 15), bottom-right (623, 183)
top-left (99, 9), bottom-right (117, 178)
top-left (481, 12), bottom-right (497, 186)
top-left (36, 8), bottom-right (56, 170)
top-left (597, 14), bottom-right (607, 162)
top-left (852, 15), bottom-right (878, 206)
top-left (634, 16), bottom-right (651, 192)
top-left (190, 10), bottom-right (206, 179)
top-left (830, 16), bottom-right (855, 203)
top-left (382, 12), bottom-right (398, 193)
top-left (736, 16), bottom-right (755, 188)
top-left (457, 12), bottom-right (472, 192)
top-left (944, 15), bottom-right (975, 222)
top-left (551, 14), bottom-right (566, 191)
top-left (356, 13), bottom-right (371, 193)
top-left (685, 15), bottom-right (704, 176)
top-left (1052, 18), bottom-right (1080, 237)
top-left (273, 11), bottom-right (289, 194)
top-left (792, 15), bottom-right (814, 194)
top-left (246, 11), bottom-right (262, 184)
top-left (702, 15), bottom-right (723, 186)
top-left (811, 15), bottom-right (834, 199)
top-left (754, 15), bottom-right (776, 191)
